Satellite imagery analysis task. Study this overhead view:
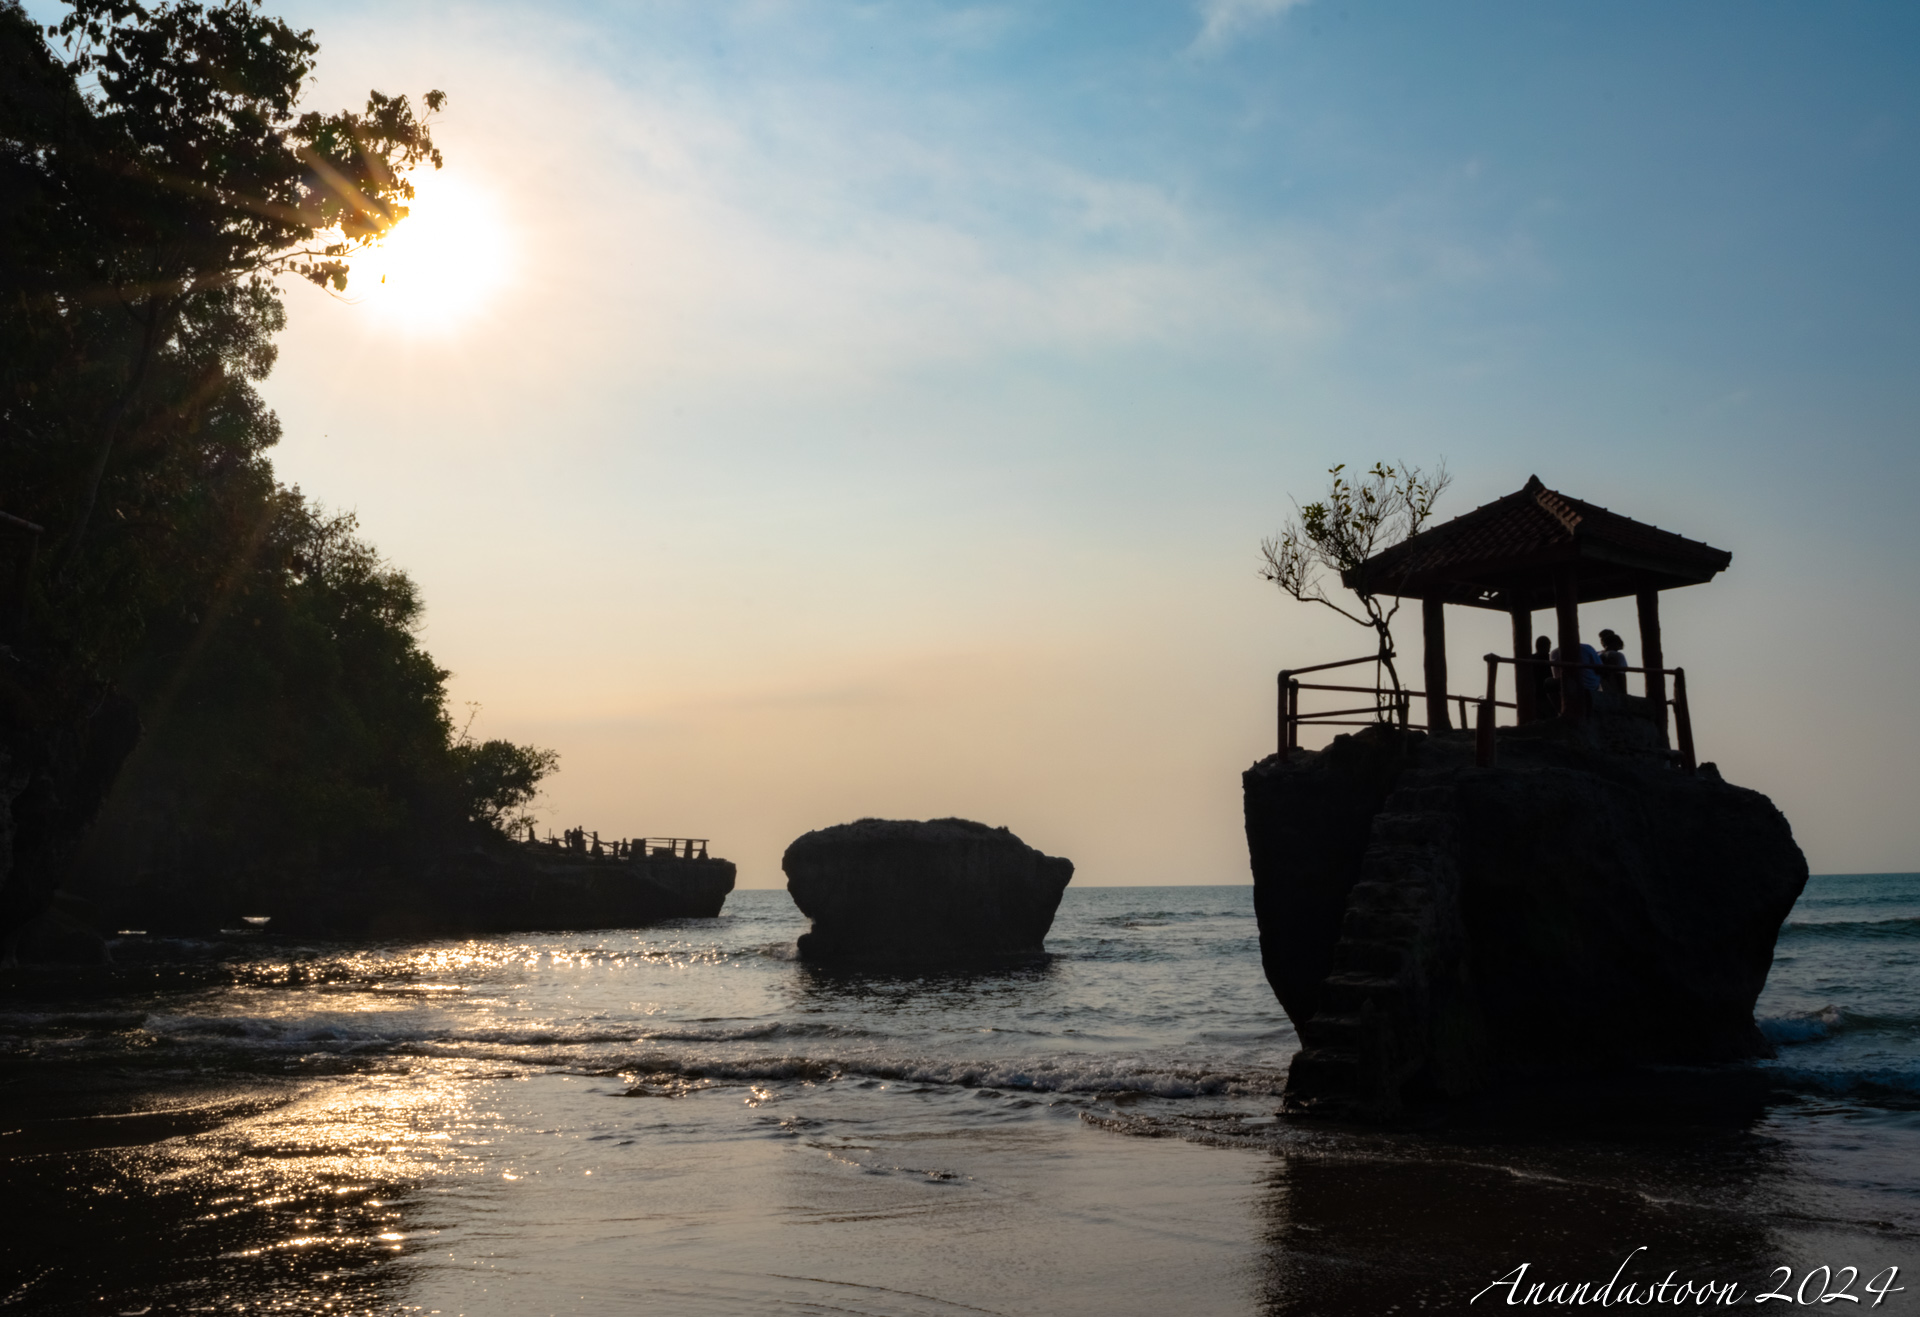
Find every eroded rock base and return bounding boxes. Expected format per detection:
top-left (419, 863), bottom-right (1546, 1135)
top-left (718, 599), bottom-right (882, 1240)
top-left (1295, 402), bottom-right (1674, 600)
top-left (1246, 723), bottom-right (1806, 1122)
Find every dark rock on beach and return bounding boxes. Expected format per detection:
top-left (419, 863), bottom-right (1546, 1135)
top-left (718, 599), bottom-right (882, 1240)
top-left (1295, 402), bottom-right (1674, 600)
top-left (0, 649), bottom-right (144, 964)
top-left (783, 817), bottom-right (1073, 965)
top-left (1245, 721), bottom-right (1807, 1122)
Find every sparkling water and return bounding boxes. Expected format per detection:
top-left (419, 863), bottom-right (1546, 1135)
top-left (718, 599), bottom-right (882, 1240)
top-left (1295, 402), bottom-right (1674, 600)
top-left (0, 879), bottom-right (1913, 1314)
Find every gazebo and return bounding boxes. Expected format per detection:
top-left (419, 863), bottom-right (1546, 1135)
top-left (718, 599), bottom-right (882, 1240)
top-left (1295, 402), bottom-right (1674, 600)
top-left (1342, 476), bottom-right (1731, 731)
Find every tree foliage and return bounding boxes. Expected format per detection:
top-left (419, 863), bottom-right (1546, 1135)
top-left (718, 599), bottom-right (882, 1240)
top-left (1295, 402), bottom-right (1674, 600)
top-left (453, 735), bottom-right (562, 837)
top-left (95, 497), bottom-right (559, 892)
top-left (4, 0), bottom-right (444, 584)
top-left (0, 0), bottom-right (558, 910)
top-left (1260, 461), bottom-right (1451, 709)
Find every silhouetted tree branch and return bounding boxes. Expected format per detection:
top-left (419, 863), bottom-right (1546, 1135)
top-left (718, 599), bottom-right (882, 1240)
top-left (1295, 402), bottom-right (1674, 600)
top-left (23, 0), bottom-right (445, 577)
top-left (1260, 460), bottom-right (1450, 714)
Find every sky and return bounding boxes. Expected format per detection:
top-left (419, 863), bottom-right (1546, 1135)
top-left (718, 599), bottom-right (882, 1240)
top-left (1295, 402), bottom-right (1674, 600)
top-left (167, 1), bottom-right (1920, 883)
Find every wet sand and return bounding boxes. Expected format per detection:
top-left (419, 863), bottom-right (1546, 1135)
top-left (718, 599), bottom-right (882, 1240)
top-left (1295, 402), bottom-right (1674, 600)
top-left (4, 1064), bottom-right (1908, 1316)
top-left (0, 1068), bottom-right (1273, 1315)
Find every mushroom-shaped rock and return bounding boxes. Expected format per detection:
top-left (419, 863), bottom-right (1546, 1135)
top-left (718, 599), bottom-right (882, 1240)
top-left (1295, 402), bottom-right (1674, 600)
top-left (782, 818), bottom-right (1074, 965)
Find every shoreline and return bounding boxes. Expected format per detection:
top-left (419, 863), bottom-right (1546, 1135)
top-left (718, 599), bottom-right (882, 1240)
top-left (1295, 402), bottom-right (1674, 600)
top-left (1, 1061), bottom-right (1909, 1315)
top-left (0, 884), bottom-right (1911, 1315)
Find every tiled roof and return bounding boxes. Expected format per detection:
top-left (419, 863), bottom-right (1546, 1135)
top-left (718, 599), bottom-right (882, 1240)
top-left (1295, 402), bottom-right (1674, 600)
top-left (1350, 476), bottom-right (1731, 603)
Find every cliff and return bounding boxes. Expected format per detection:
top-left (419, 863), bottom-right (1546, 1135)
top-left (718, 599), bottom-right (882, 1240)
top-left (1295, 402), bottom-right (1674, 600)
top-left (1245, 720), bottom-right (1807, 1121)
top-left (94, 843), bottom-right (736, 940)
top-left (0, 646), bottom-right (143, 965)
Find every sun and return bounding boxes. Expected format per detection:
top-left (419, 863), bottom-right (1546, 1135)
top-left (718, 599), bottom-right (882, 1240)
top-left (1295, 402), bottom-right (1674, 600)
top-left (348, 173), bottom-right (512, 331)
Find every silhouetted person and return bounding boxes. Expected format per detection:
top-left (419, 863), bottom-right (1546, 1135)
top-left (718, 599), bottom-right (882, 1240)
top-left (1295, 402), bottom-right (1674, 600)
top-left (1598, 628), bottom-right (1629, 694)
top-left (1551, 636), bottom-right (1601, 716)
top-left (1533, 635), bottom-right (1558, 720)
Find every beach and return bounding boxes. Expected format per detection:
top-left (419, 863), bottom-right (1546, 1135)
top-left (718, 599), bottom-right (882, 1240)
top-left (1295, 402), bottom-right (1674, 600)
top-left (1, 881), bottom-right (1914, 1315)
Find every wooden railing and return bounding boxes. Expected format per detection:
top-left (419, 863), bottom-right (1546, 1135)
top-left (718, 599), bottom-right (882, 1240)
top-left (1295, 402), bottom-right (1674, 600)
top-left (1486, 655), bottom-right (1695, 772)
top-left (1276, 654), bottom-right (1514, 758)
top-left (635, 837), bottom-right (711, 860)
top-left (525, 832), bottom-right (712, 861)
top-left (1277, 652), bottom-right (1697, 772)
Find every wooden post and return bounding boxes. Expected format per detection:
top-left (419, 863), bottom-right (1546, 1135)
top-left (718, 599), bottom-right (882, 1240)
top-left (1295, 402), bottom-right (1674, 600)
top-left (1509, 604), bottom-right (1533, 724)
top-left (1476, 699), bottom-right (1496, 768)
top-left (1278, 670), bottom-right (1290, 759)
top-left (1636, 589), bottom-right (1667, 745)
top-left (1672, 667), bottom-right (1696, 772)
top-left (1554, 562), bottom-right (1585, 719)
top-left (1422, 596), bottom-right (1450, 733)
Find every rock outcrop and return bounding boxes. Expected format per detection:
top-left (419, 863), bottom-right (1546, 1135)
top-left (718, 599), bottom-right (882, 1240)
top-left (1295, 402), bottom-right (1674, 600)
top-left (783, 817), bottom-right (1073, 965)
top-left (94, 844), bottom-right (736, 939)
top-left (1245, 722), bottom-right (1807, 1121)
top-left (0, 646), bottom-right (143, 964)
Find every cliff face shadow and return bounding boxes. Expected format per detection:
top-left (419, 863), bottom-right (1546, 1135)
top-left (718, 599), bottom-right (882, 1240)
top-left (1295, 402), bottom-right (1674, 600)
top-left (1431, 1062), bottom-right (1784, 1132)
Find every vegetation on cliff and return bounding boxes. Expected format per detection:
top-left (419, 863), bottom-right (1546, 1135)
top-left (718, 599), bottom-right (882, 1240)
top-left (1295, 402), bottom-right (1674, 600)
top-left (0, 0), bottom-right (553, 941)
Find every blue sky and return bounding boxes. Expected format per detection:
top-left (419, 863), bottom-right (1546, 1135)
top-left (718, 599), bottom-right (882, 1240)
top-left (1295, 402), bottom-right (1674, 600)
top-left (185, 0), bottom-right (1920, 881)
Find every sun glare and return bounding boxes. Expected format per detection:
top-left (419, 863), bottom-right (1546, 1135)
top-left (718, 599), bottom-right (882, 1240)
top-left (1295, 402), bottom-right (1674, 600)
top-left (349, 174), bottom-right (513, 331)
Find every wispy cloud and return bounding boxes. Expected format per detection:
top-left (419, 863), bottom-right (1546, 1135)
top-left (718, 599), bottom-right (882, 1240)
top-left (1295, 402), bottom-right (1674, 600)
top-left (1190, 0), bottom-right (1312, 54)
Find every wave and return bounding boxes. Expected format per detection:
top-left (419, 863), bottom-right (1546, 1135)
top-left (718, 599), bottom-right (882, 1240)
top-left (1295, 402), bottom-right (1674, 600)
top-left (12, 1007), bottom-right (1291, 1102)
top-left (1051, 935), bottom-right (1263, 965)
top-left (0, 1010), bottom-right (150, 1033)
top-left (1760, 1005), bottom-right (1920, 1045)
top-left (1762, 1061), bottom-right (1920, 1100)
top-left (112, 1013), bottom-right (884, 1052)
top-left (1777, 915), bottom-right (1920, 939)
top-left (609, 1052), bottom-right (1291, 1100)
top-left (1086, 909), bottom-right (1254, 928)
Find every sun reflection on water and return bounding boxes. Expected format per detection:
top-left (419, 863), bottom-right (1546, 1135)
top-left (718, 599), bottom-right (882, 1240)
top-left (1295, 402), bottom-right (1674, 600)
top-left (0, 1058), bottom-right (499, 1311)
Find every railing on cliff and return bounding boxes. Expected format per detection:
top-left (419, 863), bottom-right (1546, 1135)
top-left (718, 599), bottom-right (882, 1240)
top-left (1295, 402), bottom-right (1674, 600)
top-left (1277, 653), bottom-right (1696, 772)
top-left (524, 833), bottom-right (713, 861)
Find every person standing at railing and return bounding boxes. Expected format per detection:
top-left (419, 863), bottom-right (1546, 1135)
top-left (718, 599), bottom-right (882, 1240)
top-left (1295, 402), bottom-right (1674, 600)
top-left (1598, 629), bottom-right (1630, 695)
top-left (1551, 637), bottom-right (1602, 717)
top-left (1532, 636), bottom-right (1558, 721)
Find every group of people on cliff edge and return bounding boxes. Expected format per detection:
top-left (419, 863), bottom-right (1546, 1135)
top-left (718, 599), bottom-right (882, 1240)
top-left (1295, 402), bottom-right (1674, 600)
top-left (1531, 629), bottom-right (1630, 717)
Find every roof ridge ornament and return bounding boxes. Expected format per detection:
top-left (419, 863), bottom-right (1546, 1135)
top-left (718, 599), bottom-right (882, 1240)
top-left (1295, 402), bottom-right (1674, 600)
top-left (1532, 483), bottom-right (1583, 537)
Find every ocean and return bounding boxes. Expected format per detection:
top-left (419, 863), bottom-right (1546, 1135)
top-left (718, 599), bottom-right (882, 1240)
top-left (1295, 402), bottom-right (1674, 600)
top-left (0, 876), bottom-right (1914, 1315)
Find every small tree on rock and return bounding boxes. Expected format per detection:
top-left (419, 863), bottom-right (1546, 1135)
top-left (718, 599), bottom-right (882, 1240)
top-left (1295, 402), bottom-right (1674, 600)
top-left (1260, 461), bottom-right (1450, 718)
